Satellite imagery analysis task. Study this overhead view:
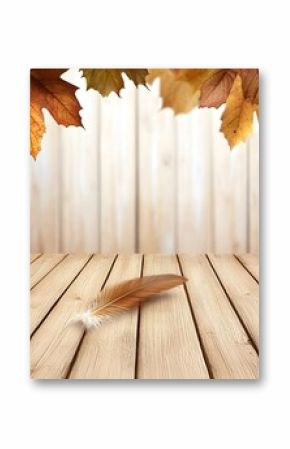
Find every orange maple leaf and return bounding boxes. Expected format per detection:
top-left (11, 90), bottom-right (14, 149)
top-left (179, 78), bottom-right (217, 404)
top-left (30, 69), bottom-right (82, 159)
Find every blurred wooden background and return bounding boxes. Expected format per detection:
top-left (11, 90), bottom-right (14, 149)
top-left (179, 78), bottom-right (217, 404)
top-left (30, 69), bottom-right (259, 254)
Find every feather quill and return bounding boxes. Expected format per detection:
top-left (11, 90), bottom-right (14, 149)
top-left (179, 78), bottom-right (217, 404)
top-left (72, 274), bottom-right (187, 329)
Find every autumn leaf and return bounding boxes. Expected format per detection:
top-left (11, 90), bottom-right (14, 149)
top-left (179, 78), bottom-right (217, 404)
top-left (220, 74), bottom-right (255, 148)
top-left (175, 69), bottom-right (217, 94)
top-left (238, 69), bottom-right (259, 103)
top-left (199, 69), bottom-right (236, 108)
top-left (82, 69), bottom-right (148, 96)
top-left (30, 69), bottom-right (82, 159)
top-left (146, 69), bottom-right (199, 114)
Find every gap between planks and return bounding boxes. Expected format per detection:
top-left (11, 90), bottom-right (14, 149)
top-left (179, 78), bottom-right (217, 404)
top-left (30, 254), bottom-right (68, 289)
top-left (234, 254), bottom-right (259, 283)
top-left (31, 255), bottom-right (117, 379)
top-left (207, 254), bottom-right (259, 353)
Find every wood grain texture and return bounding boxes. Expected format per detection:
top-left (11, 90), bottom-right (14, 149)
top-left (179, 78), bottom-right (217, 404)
top-left (30, 254), bottom-right (41, 263)
top-left (248, 127), bottom-right (259, 254)
top-left (30, 254), bottom-right (91, 335)
top-left (100, 76), bottom-right (136, 253)
top-left (211, 110), bottom-right (248, 253)
top-left (30, 253), bottom-right (259, 380)
top-left (176, 109), bottom-right (213, 252)
top-left (69, 254), bottom-right (142, 379)
top-left (31, 111), bottom-right (61, 252)
top-left (208, 254), bottom-right (259, 349)
top-left (179, 254), bottom-right (259, 379)
top-left (236, 254), bottom-right (259, 281)
top-left (31, 255), bottom-right (114, 379)
top-left (30, 254), bottom-right (66, 288)
top-left (138, 254), bottom-right (209, 379)
top-left (138, 82), bottom-right (176, 253)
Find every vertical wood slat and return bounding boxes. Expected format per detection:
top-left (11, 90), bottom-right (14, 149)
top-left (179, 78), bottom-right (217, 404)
top-left (211, 106), bottom-right (248, 254)
top-left (30, 72), bottom-right (259, 254)
top-left (176, 108), bottom-right (213, 252)
top-left (60, 69), bottom-right (100, 253)
top-left (138, 81), bottom-right (176, 253)
top-left (100, 76), bottom-right (136, 253)
top-left (248, 125), bottom-right (259, 254)
top-left (30, 111), bottom-right (61, 252)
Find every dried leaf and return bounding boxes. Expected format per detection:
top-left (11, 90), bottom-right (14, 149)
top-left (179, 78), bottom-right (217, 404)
top-left (72, 274), bottom-right (187, 329)
top-left (199, 69), bottom-right (236, 108)
top-left (238, 69), bottom-right (259, 103)
top-left (176, 69), bottom-right (217, 93)
top-left (220, 75), bottom-right (255, 148)
top-left (146, 69), bottom-right (199, 114)
top-left (30, 69), bottom-right (82, 158)
top-left (30, 104), bottom-right (46, 160)
top-left (82, 69), bottom-right (148, 96)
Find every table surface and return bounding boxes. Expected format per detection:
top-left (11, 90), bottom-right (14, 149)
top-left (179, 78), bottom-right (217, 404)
top-left (30, 253), bottom-right (259, 380)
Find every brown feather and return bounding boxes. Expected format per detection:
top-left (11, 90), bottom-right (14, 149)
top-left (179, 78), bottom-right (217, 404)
top-left (91, 274), bottom-right (187, 318)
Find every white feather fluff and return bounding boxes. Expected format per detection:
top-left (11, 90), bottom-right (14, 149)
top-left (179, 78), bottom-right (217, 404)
top-left (71, 310), bottom-right (105, 329)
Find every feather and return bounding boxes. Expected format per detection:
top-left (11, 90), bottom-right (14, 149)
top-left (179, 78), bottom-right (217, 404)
top-left (72, 274), bottom-right (187, 329)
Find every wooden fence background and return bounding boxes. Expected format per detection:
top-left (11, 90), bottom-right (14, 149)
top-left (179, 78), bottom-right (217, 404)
top-left (30, 69), bottom-right (259, 254)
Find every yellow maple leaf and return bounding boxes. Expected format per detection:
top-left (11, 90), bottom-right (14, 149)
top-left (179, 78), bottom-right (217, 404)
top-left (82, 69), bottom-right (148, 96)
top-left (30, 104), bottom-right (46, 159)
top-left (146, 69), bottom-right (199, 114)
top-left (220, 74), bottom-right (255, 148)
top-left (176, 69), bottom-right (218, 93)
top-left (30, 69), bottom-right (82, 159)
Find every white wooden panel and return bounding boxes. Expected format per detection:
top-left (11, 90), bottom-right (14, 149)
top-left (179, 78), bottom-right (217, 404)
top-left (31, 111), bottom-right (61, 252)
top-left (248, 120), bottom-right (259, 254)
top-left (176, 108), bottom-right (213, 252)
top-left (60, 69), bottom-right (100, 253)
top-left (211, 107), bottom-right (248, 253)
top-left (138, 80), bottom-right (176, 253)
top-left (99, 75), bottom-right (136, 253)
top-left (230, 143), bottom-right (248, 253)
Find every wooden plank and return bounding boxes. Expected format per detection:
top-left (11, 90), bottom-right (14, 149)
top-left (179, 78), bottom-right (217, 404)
top-left (230, 143), bottom-right (248, 253)
top-left (31, 255), bottom-right (115, 379)
top-left (30, 160), bottom-right (41, 252)
top-left (99, 76), bottom-right (136, 253)
top-left (60, 68), bottom-right (100, 253)
top-left (248, 127), bottom-right (259, 254)
top-left (138, 81), bottom-right (176, 253)
top-left (236, 254), bottom-right (259, 281)
top-left (208, 254), bottom-right (259, 349)
top-left (74, 71), bottom-right (100, 253)
top-left (211, 109), bottom-right (247, 253)
top-left (30, 254), bottom-right (66, 288)
top-left (69, 254), bottom-right (142, 379)
top-left (211, 108), bottom-right (233, 253)
top-left (30, 254), bottom-right (91, 335)
top-left (30, 254), bottom-right (41, 263)
top-left (179, 254), bottom-right (259, 379)
top-left (31, 110), bottom-right (61, 252)
top-left (176, 109), bottom-right (213, 253)
top-left (138, 254), bottom-right (209, 379)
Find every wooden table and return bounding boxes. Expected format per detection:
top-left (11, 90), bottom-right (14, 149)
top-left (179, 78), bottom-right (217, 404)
top-left (30, 253), bottom-right (259, 380)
